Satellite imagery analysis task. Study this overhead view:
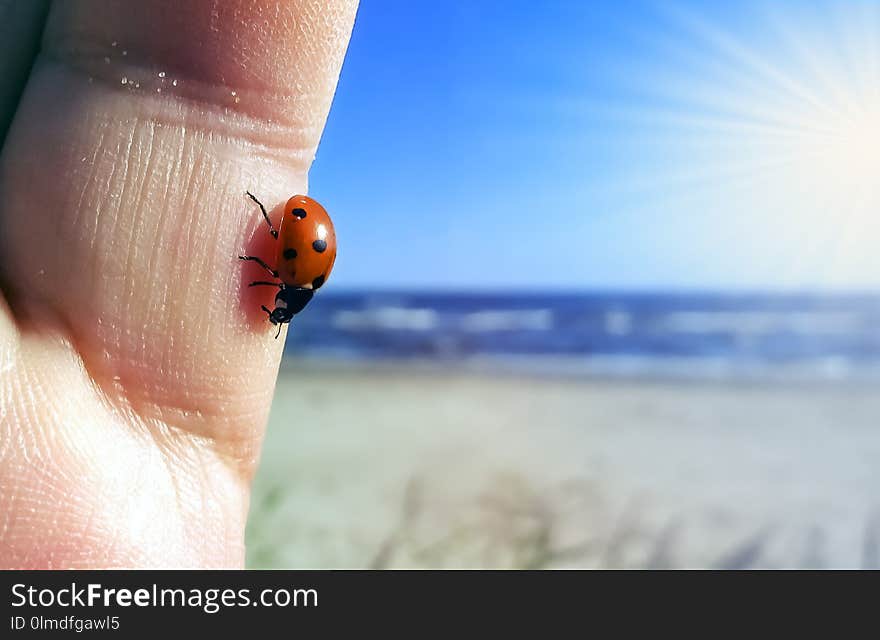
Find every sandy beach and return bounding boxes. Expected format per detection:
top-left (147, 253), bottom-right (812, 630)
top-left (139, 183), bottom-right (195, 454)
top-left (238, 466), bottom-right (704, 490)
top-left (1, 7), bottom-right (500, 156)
top-left (246, 362), bottom-right (880, 568)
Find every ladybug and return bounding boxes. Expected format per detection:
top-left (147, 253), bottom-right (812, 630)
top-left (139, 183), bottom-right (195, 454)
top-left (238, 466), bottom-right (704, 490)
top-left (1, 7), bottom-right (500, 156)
top-left (239, 191), bottom-right (337, 337)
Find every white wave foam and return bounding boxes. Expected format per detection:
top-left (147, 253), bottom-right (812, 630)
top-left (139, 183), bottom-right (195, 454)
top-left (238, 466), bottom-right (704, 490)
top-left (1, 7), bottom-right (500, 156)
top-left (660, 311), bottom-right (863, 335)
top-left (604, 310), bottom-right (633, 335)
top-left (460, 309), bottom-right (553, 332)
top-left (332, 307), bottom-right (438, 331)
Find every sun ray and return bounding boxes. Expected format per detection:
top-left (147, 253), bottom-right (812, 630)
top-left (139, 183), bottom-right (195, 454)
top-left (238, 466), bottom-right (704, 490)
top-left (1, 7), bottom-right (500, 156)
top-left (590, 1), bottom-right (880, 288)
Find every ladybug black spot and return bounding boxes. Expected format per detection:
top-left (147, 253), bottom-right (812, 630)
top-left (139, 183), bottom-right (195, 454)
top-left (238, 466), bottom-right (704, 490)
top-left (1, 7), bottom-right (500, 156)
top-left (312, 239), bottom-right (327, 253)
top-left (291, 208), bottom-right (307, 219)
top-left (283, 248), bottom-right (297, 260)
top-left (312, 274), bottom-right (326, 290)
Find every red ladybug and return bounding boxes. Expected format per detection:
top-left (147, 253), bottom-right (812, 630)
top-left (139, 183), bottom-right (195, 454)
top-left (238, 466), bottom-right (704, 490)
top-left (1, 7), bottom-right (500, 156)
top-left (239, 191), bottom-right (337, 337)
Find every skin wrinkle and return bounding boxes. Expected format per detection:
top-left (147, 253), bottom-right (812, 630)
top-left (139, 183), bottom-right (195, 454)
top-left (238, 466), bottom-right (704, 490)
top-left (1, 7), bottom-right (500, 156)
top-left (41, 48), bottom-right (329, 170)
top-left (2, 343), bottom-right (245, 567)
top-left (129, 119), bottom-right (159, 303)
top-left (154, 125), bottom-right (192, 352)
top-left (132, 124), bottom-right (163, 382)
top-left (149, 163), bottom-right (180, 391)
top-left (163, 165), bottom-right (214, 404)
top-left (82, 124), bottom-right (105, 267)
top-left (152, 425), bottom-right (198, 549)
top-left (117, 120), bottom-right (145, 371)
top-left (0, 278), bottom-right (255, 566)
top-left (176, 145), bottom-right (205, 371)
top-left (103, 118), bottom-right (135, 296)
top-left (85, 236), bottom-right (273, 475)
top-left (11, 358), bottom-right (48, 464)
top-left (91, 120), bottom-right (128, 290)
top-left (70, 122), bottom-right (106, 246)
top-left (4, 368), bottom-right (86, 564)
top-left (17, 363), bottom-right (53, 462)
top-left (55, 121), bottom-right (246, 444)
top-left (138, 124), bottom-right (171, 354)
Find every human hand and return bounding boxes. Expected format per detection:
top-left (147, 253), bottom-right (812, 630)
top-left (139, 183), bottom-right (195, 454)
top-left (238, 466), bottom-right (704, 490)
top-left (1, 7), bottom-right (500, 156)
top-left (0, 0), bottom-right (357, 568)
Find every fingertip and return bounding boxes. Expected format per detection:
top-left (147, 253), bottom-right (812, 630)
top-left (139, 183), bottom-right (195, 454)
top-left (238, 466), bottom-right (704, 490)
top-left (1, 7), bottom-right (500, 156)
top-left (43, 0), bottom-right (359, 146)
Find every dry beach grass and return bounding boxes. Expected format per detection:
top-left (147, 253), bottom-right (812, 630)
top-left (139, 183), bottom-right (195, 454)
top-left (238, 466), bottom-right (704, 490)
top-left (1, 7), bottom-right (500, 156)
top-left (246, 362), bottom-right (880, 568)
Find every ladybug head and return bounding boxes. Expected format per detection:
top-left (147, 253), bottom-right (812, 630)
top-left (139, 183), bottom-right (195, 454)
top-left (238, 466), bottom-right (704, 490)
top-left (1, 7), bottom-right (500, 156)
top-left (270, 287), bottom-right (315, 324)
top-left (267, 306), bottom-right (293, 325)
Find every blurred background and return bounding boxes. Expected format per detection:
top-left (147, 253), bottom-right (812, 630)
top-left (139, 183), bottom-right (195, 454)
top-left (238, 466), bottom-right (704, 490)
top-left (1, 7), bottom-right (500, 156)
top-left (246, 0), bottom-right (880, 568)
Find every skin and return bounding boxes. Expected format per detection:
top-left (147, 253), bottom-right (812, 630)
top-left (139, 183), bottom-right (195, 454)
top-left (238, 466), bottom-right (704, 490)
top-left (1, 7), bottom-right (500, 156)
top-left (0, 0), bottom-right (358, 568)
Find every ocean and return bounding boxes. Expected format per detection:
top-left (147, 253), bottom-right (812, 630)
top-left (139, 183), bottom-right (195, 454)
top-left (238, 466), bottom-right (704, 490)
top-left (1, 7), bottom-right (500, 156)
top-left (283, 291), bottom-right (880, 383)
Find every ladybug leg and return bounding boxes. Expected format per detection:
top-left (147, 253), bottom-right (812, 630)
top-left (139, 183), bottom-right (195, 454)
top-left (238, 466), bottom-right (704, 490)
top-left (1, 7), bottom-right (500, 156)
top-left (260, 305), bottom-right (285, 338)
top-left (248, 280), bottom-right (282, 288)
top-left (246, 191), bottom-right (279, 239)
top-left (238, 255), bottom-right (279, 278)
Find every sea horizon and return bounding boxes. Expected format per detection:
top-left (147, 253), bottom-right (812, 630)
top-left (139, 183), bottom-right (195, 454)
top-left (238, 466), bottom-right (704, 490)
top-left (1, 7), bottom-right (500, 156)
top-left (282, 289), bottom-right (880, 384)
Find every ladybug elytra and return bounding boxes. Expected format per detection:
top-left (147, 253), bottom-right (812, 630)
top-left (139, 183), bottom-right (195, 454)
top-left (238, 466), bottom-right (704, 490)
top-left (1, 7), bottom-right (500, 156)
top-left (239, 191), bottom-right (337, 337)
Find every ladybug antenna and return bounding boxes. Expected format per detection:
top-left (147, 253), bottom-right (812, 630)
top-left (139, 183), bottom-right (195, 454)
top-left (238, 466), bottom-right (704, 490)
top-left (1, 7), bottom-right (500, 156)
top-left (246, 191), bottom-right (278, 239)
top-left (275, 323), bottom-right (283, 339)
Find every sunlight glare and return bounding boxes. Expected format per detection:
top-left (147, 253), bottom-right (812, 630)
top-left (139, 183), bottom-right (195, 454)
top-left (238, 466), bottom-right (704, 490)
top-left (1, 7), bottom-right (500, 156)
top-left (604, 2), bottom-right (880, 288)
top-left (800, 100), bottom-right (880, 191)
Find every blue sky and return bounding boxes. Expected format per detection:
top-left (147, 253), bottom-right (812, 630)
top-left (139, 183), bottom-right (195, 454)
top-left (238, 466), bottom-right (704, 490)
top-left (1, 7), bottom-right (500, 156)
top-left (311, 1), bottom-right (880, 291)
